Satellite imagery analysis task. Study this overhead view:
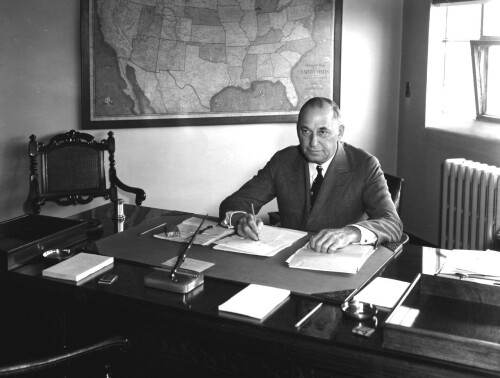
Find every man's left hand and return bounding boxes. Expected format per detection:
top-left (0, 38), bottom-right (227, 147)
top-left (308, 226), bottom-right (361, 253)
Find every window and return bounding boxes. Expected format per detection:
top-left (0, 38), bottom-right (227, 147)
top-left (426, 0), bottom-right (500, 125)
top-left (471, 40), bottom-right (500, 120)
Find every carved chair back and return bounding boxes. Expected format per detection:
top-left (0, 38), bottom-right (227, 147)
top-left (29, 130), bottom-right (145, 214)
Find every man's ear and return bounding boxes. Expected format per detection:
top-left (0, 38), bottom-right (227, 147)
top-left (338, 123), bottom-right (345, 139)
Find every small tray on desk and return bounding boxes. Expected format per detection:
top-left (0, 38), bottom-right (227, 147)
top-left (0, 214), bottom-right (88, 271)
top-left (383, 274), bottom-right (500, 372)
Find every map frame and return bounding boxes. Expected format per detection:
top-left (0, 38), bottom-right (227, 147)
top-left (80, 0), bottom-right (342, 129)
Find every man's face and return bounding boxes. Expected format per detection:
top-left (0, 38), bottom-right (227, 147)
top-left (297, 105), bottom-right (344, 164)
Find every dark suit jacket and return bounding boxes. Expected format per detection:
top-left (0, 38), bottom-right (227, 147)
top-left (219, 142), bottom-right (403, 245)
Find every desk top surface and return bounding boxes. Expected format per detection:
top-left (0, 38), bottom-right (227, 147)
top-left (8, 204), bottom-right (498, 377)
top-left (94, 212), bottom-right (398, 296)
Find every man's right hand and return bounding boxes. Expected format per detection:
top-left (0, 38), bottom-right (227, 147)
top-left (236, 213), bottom-right (263, 241)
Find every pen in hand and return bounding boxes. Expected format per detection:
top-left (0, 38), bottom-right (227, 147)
top-left (251, 203), bottom-right (260, 241)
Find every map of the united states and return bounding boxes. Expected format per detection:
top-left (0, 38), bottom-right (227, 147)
top-left (92, 0), bottom-right (333, 119)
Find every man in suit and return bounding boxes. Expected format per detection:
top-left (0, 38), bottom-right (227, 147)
top-left (219, 97), bottom-right (402, 253)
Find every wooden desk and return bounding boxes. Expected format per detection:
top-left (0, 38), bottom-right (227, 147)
top-left (2, 204), bottom-right (498, 377)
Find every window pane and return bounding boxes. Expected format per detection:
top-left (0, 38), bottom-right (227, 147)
top-left (486, 46), bottom-right (500, 116)
top-left (483, 1), bottom-right (500, 37)
top-left (441, 41), bottom-right (476, 118)
top-left (446, 4), bottom-right (481, 40)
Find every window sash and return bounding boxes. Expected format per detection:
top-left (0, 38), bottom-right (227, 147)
top-left (470, 40), bottom-right (500, 121)
top-left (432, 0), bottom-right (487, 5)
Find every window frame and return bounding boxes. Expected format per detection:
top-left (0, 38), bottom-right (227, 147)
top-left (470, 40), bottom-right (500, 123)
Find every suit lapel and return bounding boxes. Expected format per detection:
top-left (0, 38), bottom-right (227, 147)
top-left (283, 149), bottom-right (309, 228)
top-left (308, 142), bottom-right (353, 220)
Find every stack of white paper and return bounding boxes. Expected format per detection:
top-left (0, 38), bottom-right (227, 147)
top-left (42, 253), bottom-right (113, 282)
top-left (218, 284), bottom-right (290, 320)
top-left (438, 249), bottom-right (500, 284)
top-left (353, 277), bottom-right (410, 310)
top-left (213, 225), bottom-right (307, 257)
top-left (286, 243), bottom-right (375, 274)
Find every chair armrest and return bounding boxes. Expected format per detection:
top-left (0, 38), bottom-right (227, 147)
top-left (110, 174), bottom-right (146, 206)
top-left (0, 336), bottom-right (128, 376)
top-left (268, 211), bottom-right (281, 226)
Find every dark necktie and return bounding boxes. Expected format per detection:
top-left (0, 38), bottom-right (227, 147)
top-left (310, 165), bottom-right (324, 208)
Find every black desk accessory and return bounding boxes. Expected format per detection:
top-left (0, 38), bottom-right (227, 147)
top-left (42, 248), bottom-right (74, 262)
top-left (0, 214), bottom-right (88, 271)
top-left (341, 300), bottom-right (378, 320)
top-left (144, 214), bottom-right (207, 294)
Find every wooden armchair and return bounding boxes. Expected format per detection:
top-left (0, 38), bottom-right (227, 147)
top-left (384, 173), bottom-right (404, 215)
top-left (28, 130), bottom-right (146, 214)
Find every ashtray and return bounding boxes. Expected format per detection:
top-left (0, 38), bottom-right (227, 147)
top-left (42, 248), bottom-right (73, 261)
top-left (341, 300), bottom-right (378, 320)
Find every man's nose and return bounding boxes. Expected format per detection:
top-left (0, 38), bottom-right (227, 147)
top-left (310, 133), bottom-right (319, 146)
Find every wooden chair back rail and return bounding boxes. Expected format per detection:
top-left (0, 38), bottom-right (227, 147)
top-left (28, 130), bottom-right (146, 214)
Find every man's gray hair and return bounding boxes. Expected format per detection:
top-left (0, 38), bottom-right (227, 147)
top-left (298, 97), bottom-right (342, 124)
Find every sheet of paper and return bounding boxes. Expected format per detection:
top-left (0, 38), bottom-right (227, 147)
top-left (353, 277), bottom-right (410, 309)
top-left (439, 249), bottom-right (500, 279)
top-left (218, 284), bottom-right (290, 320)
top-left (287, 243), bottom-right (375, 274)
top-left (153, 217), bottom-right (234, 246)
top-left (161, 257), bottom-right (214, 273)
top-left (213, 225), bottom-right (307, 257)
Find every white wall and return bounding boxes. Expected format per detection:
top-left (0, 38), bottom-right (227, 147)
top-left (341, 0), bottom-right (402, 169)
top-left (0, 0), bottom-right (403, 223)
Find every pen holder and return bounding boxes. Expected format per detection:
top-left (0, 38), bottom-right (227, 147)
top-left (113, 199), bottom-right (125, 220)
top-left (113, 199), bottom-right (125, 233)
top-left (144, 269), bottom-right (204, 294)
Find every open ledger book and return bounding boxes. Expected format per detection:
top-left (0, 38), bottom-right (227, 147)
top-left (213, 225), bottom-right (307, 257)
top-left (286, 243), bottom-right (375, 274)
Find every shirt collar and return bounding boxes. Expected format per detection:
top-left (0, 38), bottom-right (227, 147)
top-left (307, 146), bottom-right (337, 179)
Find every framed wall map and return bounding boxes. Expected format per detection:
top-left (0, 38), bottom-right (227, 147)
top-left (80, 0), bottom-right (342, 129)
